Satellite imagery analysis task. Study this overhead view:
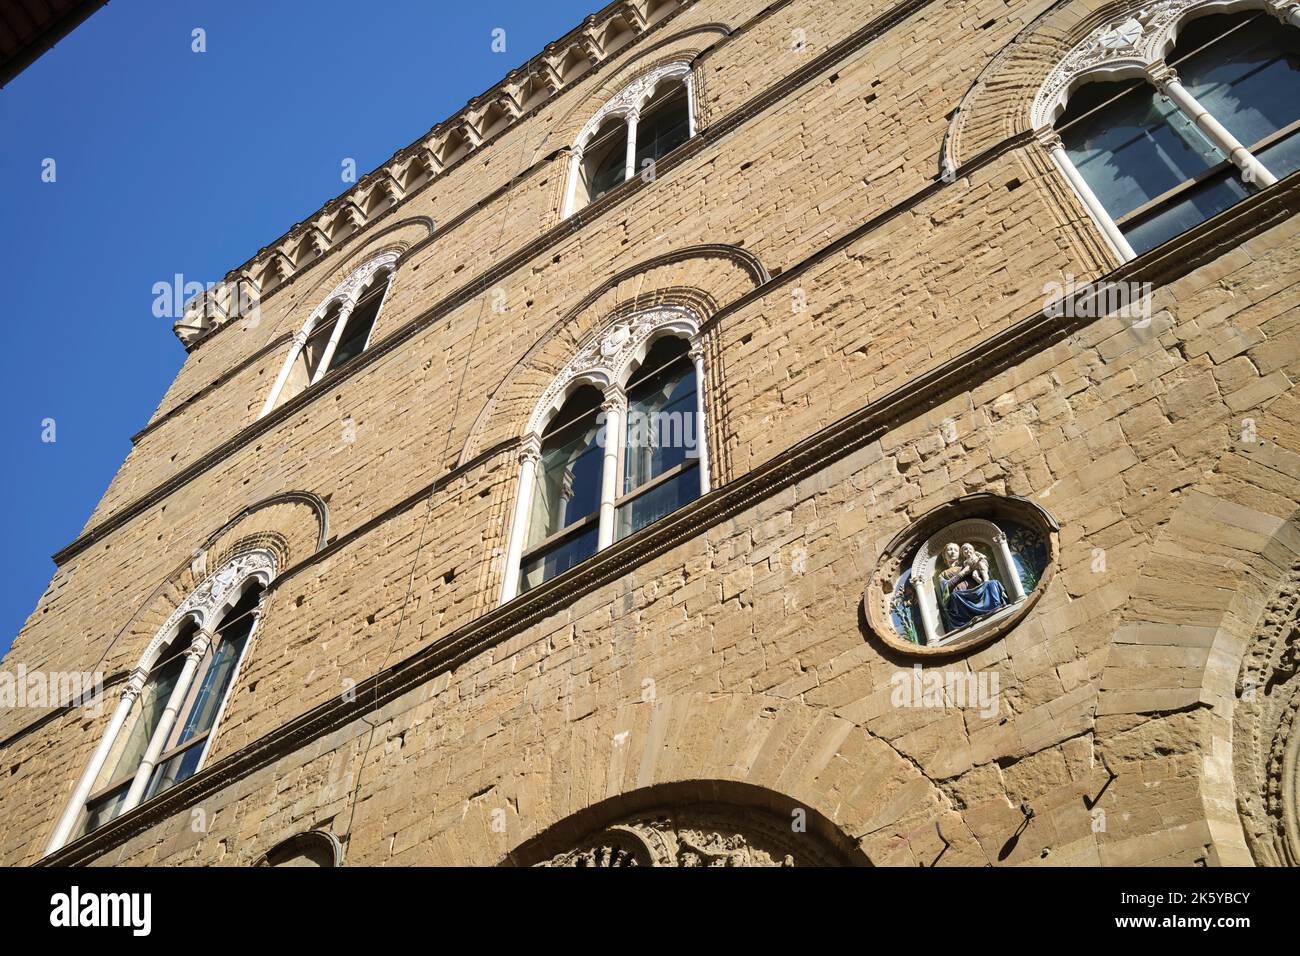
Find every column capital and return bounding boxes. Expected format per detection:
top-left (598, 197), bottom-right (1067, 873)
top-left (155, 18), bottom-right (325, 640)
top-left (291, 329), bottom-right (309, 347)
top-left (519, 433), bottom-right (543, 464)
top-left (1033, 126), bottom-right (1064, 152)
top-left (1265, 1), bottom-right (1300, 24)
top-left (1144, 61), bottom-right (1179, 93)
top-left (601, 384), bottom-right (626, 414)
top-left (121, 666), bottom-right (150, 702)
top-left (688, 340), bottom-right (706, 364)
top-left (186, 629), bottom-right (214, 662)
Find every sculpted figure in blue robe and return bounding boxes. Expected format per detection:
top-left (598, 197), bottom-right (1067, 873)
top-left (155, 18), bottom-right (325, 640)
top-left (937, 542), bottom-right (1009, 630)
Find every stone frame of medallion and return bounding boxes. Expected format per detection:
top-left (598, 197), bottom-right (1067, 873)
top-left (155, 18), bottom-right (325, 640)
top-left (862, 493), bottom-right (1060, 658)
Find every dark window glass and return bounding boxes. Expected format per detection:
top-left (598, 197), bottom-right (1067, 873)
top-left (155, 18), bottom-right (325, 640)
top-left (1058, 78), bottom-right (1225, 222)
top-left (300, 311), bottom-right (339, 381)
top-left (1175, 13), bottom-right (1300, 161)
top-left (634, 85), bottom-right (690, 170)
top-left (326, 281), bottom-right (387, 374)
top-left (1122, 166), bottom-right (1250, 253)
top-left (616, 462), bottom-right (699, 540)
top-left (623, 338), bottom-right (697, 494)
top-left (521, 523), bottom-right (600, 593)
top-left (521, 386), bottom-right (604, 591)
top-left (585, 122), bottom-right (628, 203)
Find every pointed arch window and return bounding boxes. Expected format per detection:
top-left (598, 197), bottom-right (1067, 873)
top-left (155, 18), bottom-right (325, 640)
top-left (1035, 4), bottom-right (1300, 259)
top-left (500, 309), bottom-right (712, 603)
top-left (562, 62), bottom-right (696, 217)
top-left (44, 551), bottom-right (274, 855)
top-left (260, 254), bottom-right (397, 416)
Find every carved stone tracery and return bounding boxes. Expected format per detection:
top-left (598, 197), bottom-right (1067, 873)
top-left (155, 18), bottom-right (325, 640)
top-left (535, 804), bottom-right (846, 867)
top-left (1031, 0), bottom-right (1300, 128)
top-left (1234, 558), bottom-right (1300, 866)
top-left (143, 549), bottom-right (276, 668)
top-left (526, 306), bottom-right (700, 436)
top-left (576, 60), bottom-right (693, 145)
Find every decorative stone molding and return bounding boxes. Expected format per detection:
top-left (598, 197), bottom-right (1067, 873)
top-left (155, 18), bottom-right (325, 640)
top-left (863, 494), bottom-right (1058, 656)
top-left (173, 0), bottom-right (699, 345)
top-left (576, 59), bottom-right (693, 145)
top-left (255, 829), bottom-right (344, 867)
top-left (524, 803), bottom-right (856, 867)
top-left (1031, 0), bottom-right (1300, 128)
top-left (525, 306), bottom-right (700, 436)
top-left (299, 252), bottom-right (399, 336)
top-left (1234, 557), bottom-right (1300, 866)
top-left (142, 549), bottom-right (276, 668)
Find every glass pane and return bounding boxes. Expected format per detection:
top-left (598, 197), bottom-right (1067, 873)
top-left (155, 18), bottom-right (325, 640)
top-left (528, 391), bottom-right (604, 549)
top-left (97, 648), bottom-right (186, 789)
top-left (1059, 79), bottom-right (1226, 220)
top-left (521, 522), bottom-right (599, 592)
top-left (326, 286), bottom-right (385, 374)
top-left (624, 346), bottom-right (698, 494)
top-left (1122, 166), bottom-right (1249, 254)
top-left (634, 87), bottom-right (690, 169)
top-left (1256, 127), bottom-right (1300, 181)
top-left (1176, 13), bottom-right (1300, 153)
top-left (176, 618), bottom-right (254, 747)
top-left (585, 124), bottom-right (628, 202)
top-left (616, 462), bottom-right (700, 540)
top-left (80, 782), bottom-right (131, 837)
top-left (144, 740), bottom-right (205, 802)
top-left (300, 315), bottom-right (337, 381)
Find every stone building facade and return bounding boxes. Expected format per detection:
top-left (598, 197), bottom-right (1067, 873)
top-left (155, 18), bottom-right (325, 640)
top-left (3, 0), bottom-right (1300, 866)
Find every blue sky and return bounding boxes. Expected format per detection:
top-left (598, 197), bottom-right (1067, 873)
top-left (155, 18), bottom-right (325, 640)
top-left (0, 0), bottom-right (602, 659)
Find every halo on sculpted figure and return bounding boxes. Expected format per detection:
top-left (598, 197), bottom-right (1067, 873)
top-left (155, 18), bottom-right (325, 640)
top-left (863, 494), bottom-right (1059, 656)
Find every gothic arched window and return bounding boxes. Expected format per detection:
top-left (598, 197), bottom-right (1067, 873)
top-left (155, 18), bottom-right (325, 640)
top-left (562, 62), bottom-right (696, 217)
top-left (260, 254), bottom-right (397, 416)
top-left (44, 551), bottom-right (274, 855)
top-left (500, 309), bottom-right (711, 603)
top-left (1035, 4), bottom-right (1300, 259)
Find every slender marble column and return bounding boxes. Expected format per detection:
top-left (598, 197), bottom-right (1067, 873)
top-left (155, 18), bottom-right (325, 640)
top-left (44, 667), bottom-right (149, 855)
top-left (500, 435), bottom-right (542, 605)
top-left (120, 629), bottom-right (212, 813)
top-left (1147, 62), bottom-right (1276, 188)
top-left (1037, 128), bottom-right (1137, 261)
top-left (689, 342), bottom-right (711, 495)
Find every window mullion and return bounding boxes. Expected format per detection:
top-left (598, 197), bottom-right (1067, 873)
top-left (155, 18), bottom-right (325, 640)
top-left (1036, 128), bottom-right (1137, 261)
top-left (313, 302), bottom-right (355, 383)
top-left (118, 628), bottom-right (213, 815)
top-left (689, 341), bottom-right (711, 495)
top-left (623, 111), bottom-right (639, 185)
top-left (597, 387), bottom-right (626, 550)
top-left (1146, 61), bottom-right (1277, 187)
top-left (43, 667), bottom-right (149, 855)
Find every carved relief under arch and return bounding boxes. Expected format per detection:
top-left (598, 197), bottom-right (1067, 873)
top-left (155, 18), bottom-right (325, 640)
top-left (510, 796), bottom-right (865, 867)
top-left (1234, 556), bottom-right (1300, 866)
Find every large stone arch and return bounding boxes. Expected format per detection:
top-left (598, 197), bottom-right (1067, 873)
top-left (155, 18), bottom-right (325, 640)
top-left (457, 243), bottom-right (766, 467)
top-left (412, 690), bottom-right (988, 867)
top-left (503, 780), bottom-right (869, 866)
top-left (1094, 393), bottom-right (1300, 865)
top-left (94, 492), bottom-right (328, 679)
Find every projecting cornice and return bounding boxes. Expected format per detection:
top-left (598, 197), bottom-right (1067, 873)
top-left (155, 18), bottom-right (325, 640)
top-left (173, 0), bottom-right (698, 347)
